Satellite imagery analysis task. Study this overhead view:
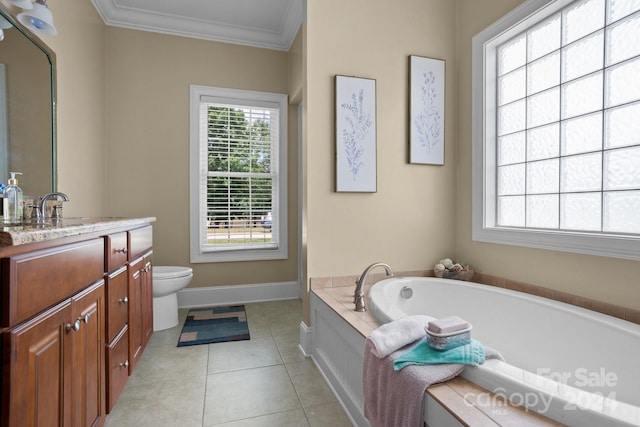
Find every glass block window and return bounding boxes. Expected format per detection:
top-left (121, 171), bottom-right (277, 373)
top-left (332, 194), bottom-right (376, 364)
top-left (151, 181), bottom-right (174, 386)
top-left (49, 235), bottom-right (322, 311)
top-left (495, 0), bottom-right (640, 234)
top-left (473, 0), bottom-right (640, 260)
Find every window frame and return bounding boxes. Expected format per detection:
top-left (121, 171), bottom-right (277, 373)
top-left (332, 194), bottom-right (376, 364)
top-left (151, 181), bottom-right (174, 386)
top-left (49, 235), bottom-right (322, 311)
top-left (189, 85), bottom-right (288, 263)
top-left (471, 0), bottom-right (640, 261)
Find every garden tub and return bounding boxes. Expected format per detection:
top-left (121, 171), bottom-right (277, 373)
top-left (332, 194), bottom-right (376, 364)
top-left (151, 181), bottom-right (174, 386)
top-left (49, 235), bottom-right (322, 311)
top-left (368, 277), bottom-right (640, 426)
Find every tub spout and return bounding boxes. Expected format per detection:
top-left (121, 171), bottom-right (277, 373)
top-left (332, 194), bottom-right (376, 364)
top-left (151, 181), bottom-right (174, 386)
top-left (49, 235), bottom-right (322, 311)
top-left (354, 262), bottom-right (393, 312)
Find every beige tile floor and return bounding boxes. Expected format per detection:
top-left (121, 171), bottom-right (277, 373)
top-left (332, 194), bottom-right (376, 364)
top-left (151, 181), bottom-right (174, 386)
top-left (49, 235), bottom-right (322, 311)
top-left (104, 299), bottom-right (353, 427)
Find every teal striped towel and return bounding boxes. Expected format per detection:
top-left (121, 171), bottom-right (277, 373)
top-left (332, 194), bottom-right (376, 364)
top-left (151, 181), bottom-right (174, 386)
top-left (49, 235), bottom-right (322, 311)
top-left (393, 338), bottom-right (485, 371)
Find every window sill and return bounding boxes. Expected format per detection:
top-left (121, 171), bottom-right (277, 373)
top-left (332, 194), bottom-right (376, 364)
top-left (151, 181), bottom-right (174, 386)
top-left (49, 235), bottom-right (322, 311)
top-left (472, 225), bottom-right (640, 261)
top-left (190, 246), bottom-right (288, 263)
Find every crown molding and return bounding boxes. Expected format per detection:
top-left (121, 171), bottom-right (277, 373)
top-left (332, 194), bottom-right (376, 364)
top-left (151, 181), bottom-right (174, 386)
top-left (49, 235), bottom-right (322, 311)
top-left (91, 0), bottom-right (303, 51)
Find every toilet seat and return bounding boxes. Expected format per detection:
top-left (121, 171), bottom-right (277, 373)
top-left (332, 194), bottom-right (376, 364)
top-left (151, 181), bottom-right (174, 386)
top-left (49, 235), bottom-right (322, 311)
top-left (153, 266), bottom-right (193, 280)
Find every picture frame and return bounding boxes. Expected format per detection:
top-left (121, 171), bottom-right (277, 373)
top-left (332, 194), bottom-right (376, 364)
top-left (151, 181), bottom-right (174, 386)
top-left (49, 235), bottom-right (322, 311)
top-left (409, 55), bottom-right (446, 165)
top-left (335, 75), bottom-right (377, 192)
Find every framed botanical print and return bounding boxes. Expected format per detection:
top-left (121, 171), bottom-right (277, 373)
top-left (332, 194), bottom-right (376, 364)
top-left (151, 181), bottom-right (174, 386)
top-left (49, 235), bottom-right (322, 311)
top-left (409, 55), bottom-right (446, 165)
top-left (335, 75), bottom-right (377, 192)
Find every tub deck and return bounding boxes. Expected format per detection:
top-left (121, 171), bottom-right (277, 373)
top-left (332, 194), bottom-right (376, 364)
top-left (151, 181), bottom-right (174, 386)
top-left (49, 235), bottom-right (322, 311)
top-left (312, 285), bottom-right (564, 426)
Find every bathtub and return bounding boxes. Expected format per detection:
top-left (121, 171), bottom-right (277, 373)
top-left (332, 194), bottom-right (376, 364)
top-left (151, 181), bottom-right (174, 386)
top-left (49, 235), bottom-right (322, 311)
top-left (368, 277), bottom-right (640, 427)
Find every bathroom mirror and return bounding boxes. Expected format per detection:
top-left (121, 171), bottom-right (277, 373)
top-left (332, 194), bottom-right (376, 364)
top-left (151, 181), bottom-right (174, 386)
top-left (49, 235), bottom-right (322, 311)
top-left (0, 1), bottom-right (55, 197)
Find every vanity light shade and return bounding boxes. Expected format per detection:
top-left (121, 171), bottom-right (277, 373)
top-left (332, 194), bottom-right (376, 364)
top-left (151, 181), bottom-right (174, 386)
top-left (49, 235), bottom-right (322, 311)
top-left (0, 14), bottom-right (12, 40)
top-left (8, 0), bottom-right (33, 10)
top-left (17, 0), bottom-right (56, 36)
top-left (0, 14), bottom-right (14, 30)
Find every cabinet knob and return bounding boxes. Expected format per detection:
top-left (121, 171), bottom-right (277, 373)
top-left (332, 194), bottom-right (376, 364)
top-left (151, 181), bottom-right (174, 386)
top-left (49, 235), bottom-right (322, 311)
top-left (82, 313), bottom-right (91, 324)
top-left (66, 319), bottom-right (81, 332)
top-left (118, 296), bottom-right (129, 304)
top-left (115, 248), bottom-right (128, 254)
top-left (119, 360), bottom-right (129, 369)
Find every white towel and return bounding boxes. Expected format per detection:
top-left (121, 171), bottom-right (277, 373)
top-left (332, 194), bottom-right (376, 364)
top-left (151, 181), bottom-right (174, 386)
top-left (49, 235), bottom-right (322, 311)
top-left (366, 315), bottom-right (435, 359)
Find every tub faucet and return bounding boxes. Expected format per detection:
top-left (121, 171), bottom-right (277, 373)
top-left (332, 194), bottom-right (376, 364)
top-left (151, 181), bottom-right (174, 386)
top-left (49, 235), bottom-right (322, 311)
top-left (354, 262), bottom-right (393, 312)
top-left (34, 192), bottom-right (70, 222)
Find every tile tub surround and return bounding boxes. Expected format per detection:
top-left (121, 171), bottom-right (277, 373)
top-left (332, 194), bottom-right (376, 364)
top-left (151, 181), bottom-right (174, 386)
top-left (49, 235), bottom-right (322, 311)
top-left (310, 272), bottom-right (568, 426)
top-left (104, 299), bottom-right (353, 427)
top-left (0, 216), bottom-right (156, 246)
top-left (311, 269), bottom-right (640, 326)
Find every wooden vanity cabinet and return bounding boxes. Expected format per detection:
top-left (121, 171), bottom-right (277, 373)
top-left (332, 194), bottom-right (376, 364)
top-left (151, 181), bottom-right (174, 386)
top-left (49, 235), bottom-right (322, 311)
top-left (2, 298), bottom-right (72, 427)
top-left (126, 225), bottom-right (153, 374)
top-left (69, 282), bottom-right (106, 427)
top-left (141, 253), bottom-right (153, 347)
top-left (1, 278), bottom-right (105, 427)
top-left (0, 220), bottom-right (154, 427)
top-left (1, 238), bottom-right (107, 427)
top-left (127, 251), bottom-right (153, 374)
top-left (105, 232), bottom-right (128, 273)
top-left (104, 231), bottom-right (131, 413)
top-left (104, 265), bottom-right (129, 413)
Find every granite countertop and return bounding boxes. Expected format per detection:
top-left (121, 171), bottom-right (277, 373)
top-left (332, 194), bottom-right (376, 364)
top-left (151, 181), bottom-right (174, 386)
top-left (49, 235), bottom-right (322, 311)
top-left (0, 217), bottom-right (156, 246)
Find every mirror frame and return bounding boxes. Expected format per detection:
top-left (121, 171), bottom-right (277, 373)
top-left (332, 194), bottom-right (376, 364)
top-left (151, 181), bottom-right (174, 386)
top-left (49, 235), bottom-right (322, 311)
top-left (0, 1), bottom-right (56, 192)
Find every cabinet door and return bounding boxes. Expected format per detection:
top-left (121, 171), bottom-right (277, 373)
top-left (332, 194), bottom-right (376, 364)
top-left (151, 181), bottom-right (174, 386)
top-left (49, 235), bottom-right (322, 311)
top-left (71, 281), bottom-right (105, 427)
top-left (141, 256), bottom-right (153, 346)
top-left (127, 256), bottom-right (144, 374)
top-left (2, 300), bottom-right (72, 427)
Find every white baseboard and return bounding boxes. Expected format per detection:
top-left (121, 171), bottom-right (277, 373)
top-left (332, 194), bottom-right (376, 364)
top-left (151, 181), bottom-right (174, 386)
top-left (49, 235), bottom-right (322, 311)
top-left (177, 281), bottom-right (300, 308)
top-left (298, 321), bottom-right (312, 357)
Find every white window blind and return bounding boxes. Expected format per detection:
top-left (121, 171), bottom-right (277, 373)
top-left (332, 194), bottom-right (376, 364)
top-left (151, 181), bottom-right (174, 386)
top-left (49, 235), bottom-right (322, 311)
top-left (472, 0), bottom-right (640, 260)
top-left (190, 86), bottom-right (287, 263)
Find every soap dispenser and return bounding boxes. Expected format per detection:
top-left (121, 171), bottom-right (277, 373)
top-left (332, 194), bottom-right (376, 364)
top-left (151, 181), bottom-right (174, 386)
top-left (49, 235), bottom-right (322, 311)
top-left (3, 172), bottom-right (23, 224)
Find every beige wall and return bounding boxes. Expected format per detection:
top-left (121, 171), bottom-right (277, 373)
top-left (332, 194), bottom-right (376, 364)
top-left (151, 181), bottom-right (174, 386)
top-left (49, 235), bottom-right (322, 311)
top-left (288, 29), bottom-right (303, 103)
top-left (104, 27), bottom-right (298, 288)
top-left (306, 0), bottom-right (459, 276)
top-left (455, 0), bottom-right (640, 311)
top-left (43, 0), bottom-right (107, 216)
top-left (27, 0), bottom-right (638, 313)
top-left (304, 0), bottom-right (459, 320)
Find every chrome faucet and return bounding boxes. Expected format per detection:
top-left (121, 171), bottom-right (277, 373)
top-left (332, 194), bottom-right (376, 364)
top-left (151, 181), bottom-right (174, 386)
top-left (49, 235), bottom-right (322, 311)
top-left (354, 262), bottom-right (393, 312)
top-left (33, 192), bottom-right (69, 222)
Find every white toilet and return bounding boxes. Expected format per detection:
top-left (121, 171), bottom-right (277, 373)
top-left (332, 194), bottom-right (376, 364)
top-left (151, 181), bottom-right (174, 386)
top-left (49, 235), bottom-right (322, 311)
top-left (152, 266), bottom-right (193, 331)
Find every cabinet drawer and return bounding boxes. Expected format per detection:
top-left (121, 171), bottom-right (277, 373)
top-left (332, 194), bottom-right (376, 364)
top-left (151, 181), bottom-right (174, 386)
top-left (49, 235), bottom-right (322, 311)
top-left (106, 266), bottom-right (129, 343)
top-left (1, 239), bottom-right (105, 327)
top-left (128, 226), bottom-right (152, 260)
top-left (105, 232), bottom-right (128, 273)
top-left (106, 326), bottom-right (129, 414)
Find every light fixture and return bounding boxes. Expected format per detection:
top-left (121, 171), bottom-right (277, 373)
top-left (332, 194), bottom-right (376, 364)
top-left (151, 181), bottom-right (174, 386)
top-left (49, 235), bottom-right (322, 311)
top-left (0, 14), bottom-right (13, 42)
top-left (17, 0), bottom-right (56, 36)
top-left (8, 0), bottom-right (33, 10)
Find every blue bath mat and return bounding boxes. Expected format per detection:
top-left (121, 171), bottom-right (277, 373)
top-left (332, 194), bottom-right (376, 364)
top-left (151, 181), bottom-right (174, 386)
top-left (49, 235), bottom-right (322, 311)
top-left (177, 305), bottom-right (250, 347)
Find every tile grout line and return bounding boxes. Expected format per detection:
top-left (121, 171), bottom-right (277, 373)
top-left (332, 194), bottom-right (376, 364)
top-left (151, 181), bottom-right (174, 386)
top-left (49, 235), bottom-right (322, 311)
top-left (200, 332), bottom-right (212, 426)
top-left (121, 301), bottom-right (346, 427)
top-left (269, 310), bottom-right (312, 426)
top-left (270, 302), bottom-right (315, 426)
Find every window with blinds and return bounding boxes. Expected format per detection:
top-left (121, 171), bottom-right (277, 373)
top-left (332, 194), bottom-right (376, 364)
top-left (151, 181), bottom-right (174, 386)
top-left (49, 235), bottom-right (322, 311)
top-left (472, 0), bottom-right (640, 260)
top-left (190, 86), bottom-right (288, 263)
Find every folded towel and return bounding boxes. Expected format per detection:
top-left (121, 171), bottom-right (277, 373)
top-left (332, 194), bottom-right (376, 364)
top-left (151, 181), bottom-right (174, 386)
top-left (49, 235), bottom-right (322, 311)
top-left (426, 315), bottom-right (470, 335)
top-left (394, 338), bottom-right (485, 371)
top-left (363, 339), bottom-right (463, 427)
top-left (367, 315), bottom-right (435, 359)
top-left (363, 338), bottom-right (504, 427)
